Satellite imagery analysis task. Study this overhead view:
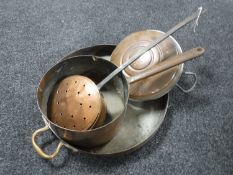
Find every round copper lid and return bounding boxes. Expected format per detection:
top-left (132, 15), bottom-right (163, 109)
top-left (111, 30), bottom-right (183, 100)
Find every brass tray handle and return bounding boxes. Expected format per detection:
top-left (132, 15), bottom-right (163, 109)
top-left (32, 125), bottom-right (64, 160)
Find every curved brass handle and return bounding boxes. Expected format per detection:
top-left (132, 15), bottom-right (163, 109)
top-left (128, 47), bottom-right (205, 84)
top-left (32, 125), bottom-right (64, 160)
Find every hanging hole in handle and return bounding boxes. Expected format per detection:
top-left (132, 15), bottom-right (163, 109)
top-left (176, 71), bottom-right (197, 93)
top-left (31, 125), bottom-right (64, 160)
top-left (197, 47), bottom-right (203, 52)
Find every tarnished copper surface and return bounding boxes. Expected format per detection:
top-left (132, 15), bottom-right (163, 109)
top-left (48, 75), bottom-right (105, 131)
top-left (111, 30), bottom-right (183, 100)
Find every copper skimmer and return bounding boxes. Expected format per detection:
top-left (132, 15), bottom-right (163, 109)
top-left (48, 75), bottom-right (106, 131)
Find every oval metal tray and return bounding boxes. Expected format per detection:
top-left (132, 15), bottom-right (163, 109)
top-left (57, 45), bottom-right (169, 155)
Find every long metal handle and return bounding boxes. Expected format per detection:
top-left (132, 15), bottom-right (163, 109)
top-left (128, 47), bottom-right (205, 83)
top-left (97, 8), bottom-right (206, 89)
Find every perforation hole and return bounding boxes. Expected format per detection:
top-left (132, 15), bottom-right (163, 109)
top-left (83, 117), bottom-right (86, 120)
top-left (89, 105), bottom-right (92, 108)
top-left (80, 103), bottom-right (82, 106)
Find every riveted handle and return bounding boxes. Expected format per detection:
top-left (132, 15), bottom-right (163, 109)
top-left (32, 125), bottom-right (64, 160)
top-left (128, 47), bottom-right (205, 84)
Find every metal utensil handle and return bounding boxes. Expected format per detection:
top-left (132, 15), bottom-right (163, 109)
top-left (128, 47), bottom-right (205, 83)
top-left (32, 125), bottom-right (64, 160)
top-left (97, 8), bottom-right (205, 89)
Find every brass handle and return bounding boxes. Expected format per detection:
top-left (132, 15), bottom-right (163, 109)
top-left (32, 125), bottom-right (64, 160)
top-left (128, 47), bottom-right (205, 84)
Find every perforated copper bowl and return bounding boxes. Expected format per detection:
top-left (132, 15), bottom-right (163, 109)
top-left (48, 75), bottom-right (106, 131)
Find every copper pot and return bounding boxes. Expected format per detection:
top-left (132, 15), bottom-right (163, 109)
top-left (32, 56), bottom-right (129, 159)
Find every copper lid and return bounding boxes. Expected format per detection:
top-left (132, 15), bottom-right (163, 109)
top-left (111, 30), bottom-right (183, 100)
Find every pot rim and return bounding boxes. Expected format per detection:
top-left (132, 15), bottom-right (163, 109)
top-left (37, 55), bottom-right (129, 133)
